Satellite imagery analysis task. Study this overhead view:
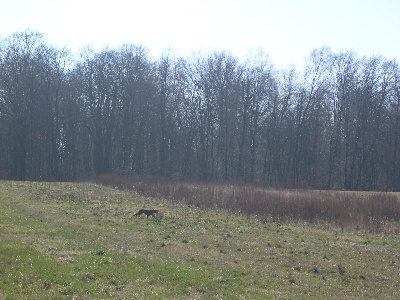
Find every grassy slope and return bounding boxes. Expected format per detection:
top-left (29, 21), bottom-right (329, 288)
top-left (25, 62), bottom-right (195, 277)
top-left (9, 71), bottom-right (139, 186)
top-left (0, 181), bottom-right (399, 299)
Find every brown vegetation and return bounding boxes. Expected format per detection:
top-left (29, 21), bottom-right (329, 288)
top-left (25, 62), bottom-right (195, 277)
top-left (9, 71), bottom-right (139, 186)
top-left (94, 175), bottom-right (400, 234)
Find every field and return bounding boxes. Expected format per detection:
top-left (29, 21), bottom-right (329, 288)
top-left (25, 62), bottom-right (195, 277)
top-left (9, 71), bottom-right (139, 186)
top-left (0, 180), bottom-right (399, 299)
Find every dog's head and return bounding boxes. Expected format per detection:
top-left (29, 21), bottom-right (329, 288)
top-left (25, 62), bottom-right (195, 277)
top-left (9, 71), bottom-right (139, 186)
top-left (134, 209), bottom-right (144, 216)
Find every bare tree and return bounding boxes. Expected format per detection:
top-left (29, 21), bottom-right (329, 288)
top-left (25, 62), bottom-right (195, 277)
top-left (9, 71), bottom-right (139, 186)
top-left (0, 30), bottom-right (68, 180)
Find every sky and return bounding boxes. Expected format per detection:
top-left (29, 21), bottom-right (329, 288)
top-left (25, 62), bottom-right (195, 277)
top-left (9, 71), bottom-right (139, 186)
top-left (0, 0), bottom-right (399, 68)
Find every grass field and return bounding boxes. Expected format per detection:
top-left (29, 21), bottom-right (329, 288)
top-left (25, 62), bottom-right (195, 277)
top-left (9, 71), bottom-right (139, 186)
top-left (0, 180), bottom-right (399, 299)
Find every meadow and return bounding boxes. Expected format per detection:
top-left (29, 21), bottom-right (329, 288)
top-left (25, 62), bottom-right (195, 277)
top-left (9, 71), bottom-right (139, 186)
top-left (96, 175), bottom-right (400, 234)
top-left (0, 180), bottom-right (399, 299)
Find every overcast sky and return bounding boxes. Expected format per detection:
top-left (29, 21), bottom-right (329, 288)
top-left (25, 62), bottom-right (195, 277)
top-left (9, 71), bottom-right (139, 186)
top-left (1, 0), bottom-right (399, 67)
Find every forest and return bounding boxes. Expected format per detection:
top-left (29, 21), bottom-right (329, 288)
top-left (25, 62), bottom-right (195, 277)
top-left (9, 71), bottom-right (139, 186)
top-left (0, 30), bottom-right (399, 191)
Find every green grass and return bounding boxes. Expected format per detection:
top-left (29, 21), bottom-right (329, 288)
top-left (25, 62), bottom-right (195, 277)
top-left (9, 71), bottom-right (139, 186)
top-left (0, 181), bottom-right (399, 299)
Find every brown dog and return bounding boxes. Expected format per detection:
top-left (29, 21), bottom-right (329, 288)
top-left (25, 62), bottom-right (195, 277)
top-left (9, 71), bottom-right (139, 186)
top-left (134, 209), bottom-right (159, 218)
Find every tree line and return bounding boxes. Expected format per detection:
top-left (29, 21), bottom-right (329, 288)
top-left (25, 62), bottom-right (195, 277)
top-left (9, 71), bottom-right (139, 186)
top-left (1, 30), bottom-right (400, 191)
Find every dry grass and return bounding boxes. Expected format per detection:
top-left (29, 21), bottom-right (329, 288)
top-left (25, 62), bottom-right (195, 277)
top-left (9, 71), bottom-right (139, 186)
top-left (1, 180), bottom-right (400, 299)
top-left (94, 174), bottom-right (400, 234)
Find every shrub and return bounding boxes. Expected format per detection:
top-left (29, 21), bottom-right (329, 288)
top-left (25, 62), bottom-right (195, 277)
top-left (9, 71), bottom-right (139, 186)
top-left (94, 174), bottom-right (400, 234)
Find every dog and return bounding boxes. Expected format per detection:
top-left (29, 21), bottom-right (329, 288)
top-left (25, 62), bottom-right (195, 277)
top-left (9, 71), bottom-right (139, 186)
top-left (134, 209), bottom-right (159, 218)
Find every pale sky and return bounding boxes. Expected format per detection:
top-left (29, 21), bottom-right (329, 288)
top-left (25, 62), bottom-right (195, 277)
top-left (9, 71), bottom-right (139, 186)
top-left (0, 0), bottom-right (399, 67)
